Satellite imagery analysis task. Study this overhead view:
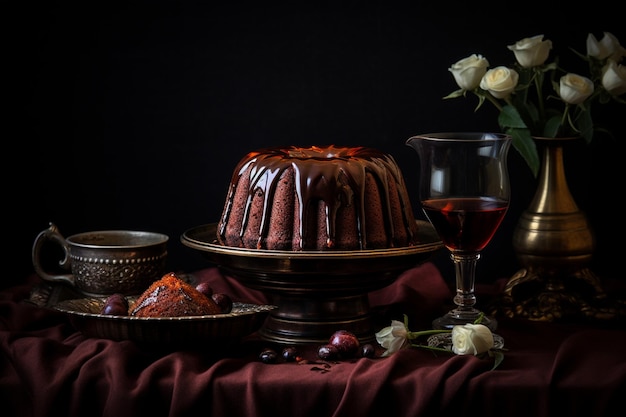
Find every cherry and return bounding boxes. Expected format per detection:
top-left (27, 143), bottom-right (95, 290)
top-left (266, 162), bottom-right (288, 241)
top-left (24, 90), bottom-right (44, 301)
top-left (259, 348), bottom-right (278, 364)
top-left (195, 282), bottom-right (214, 298)
top-left (358, 343), bottom-right (376, 358)
top-left (317, 344), bottom-right (340, 360)
top-left (282, 346), bottom-right (299, 362)
top-left (212, 293), bottom-right (233, 313)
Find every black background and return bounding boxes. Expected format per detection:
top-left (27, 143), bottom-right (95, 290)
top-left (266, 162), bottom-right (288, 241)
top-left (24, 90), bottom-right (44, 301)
top-left (8, 1), bottom-right (625, 289)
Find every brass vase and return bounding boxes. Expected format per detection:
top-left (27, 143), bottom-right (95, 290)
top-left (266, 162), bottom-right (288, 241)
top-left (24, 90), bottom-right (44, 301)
top-left (497, 136), bottom-right (617, 321)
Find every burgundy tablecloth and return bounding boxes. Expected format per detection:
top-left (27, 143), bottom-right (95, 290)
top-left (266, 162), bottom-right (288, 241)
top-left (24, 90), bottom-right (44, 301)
top-left (2, 263), bottom-right (625, 417)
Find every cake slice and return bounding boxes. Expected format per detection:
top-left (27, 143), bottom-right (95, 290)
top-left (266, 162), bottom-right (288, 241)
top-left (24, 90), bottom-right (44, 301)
top-left (129, 272), bottom-right (221, 317)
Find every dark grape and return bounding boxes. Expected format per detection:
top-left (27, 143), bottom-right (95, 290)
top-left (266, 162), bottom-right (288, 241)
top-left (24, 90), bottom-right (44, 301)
top-left (212, 293), bottom-right (233, 313)
top-left (317, 344), bottom-right (339, 360)
top-left (101, 293), bottom-right (129, 316)
top-left (259, 348), bottom-right (278, 364)
top-left (358, 343), bottom-right (376, 358)
top-left (281, 346), bottom-right (299, 362)
top-left (328, 330), bottom-right (360, 358)
top-left (195, 282), bottom-right (214, 298)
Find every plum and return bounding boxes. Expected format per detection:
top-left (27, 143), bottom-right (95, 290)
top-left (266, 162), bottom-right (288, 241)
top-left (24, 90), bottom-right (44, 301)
top-left (101, 293), bottom-right (129, 316)
top-left (328, 330), bottom-right (360, 358)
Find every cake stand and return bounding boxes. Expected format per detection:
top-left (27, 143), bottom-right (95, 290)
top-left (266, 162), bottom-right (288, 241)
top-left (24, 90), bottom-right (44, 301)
top-left (181, 221), bottom-right (443, 345)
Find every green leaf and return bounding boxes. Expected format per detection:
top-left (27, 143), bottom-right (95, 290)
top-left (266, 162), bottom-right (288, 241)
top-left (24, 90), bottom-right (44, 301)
top-left (523, 102), bottom-right (540, 127)
top-left (496, 106), bottom-right (540, 177)
top-left (443, 89), bottom-right (466, 99)
top-left (491, 351), bottom-right (504, 371)
top-left (543, 115), bottom-right (562, 138)
top-left (507, 128), bottom-right (540, 177)
top-left (475, 93), bottom-right (487, 111)
top-left (498, 105), bottom-right (527, 129)
top-left (542, 61), bottom-right (558, 72)
top-left (575, 108), bottom-right (594, 143)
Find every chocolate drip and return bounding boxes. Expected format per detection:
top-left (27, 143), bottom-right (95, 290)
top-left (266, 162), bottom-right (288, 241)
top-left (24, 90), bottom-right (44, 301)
top-left (218, 146), bottom-right (417, 250)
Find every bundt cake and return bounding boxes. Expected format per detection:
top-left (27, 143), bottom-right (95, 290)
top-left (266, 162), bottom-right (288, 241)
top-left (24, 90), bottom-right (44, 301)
top-left (129, 272), bottom-right (222, 317)
top-left (217, 145), bottom-right (420, 251)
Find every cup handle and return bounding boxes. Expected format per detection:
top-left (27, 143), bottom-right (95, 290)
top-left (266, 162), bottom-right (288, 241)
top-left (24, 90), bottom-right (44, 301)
top-left (32, 223), bottom-right (75, 287)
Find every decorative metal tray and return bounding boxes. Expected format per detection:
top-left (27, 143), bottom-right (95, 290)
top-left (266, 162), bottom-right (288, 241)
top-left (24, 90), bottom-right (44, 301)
top-left (51, 297), bottom-right (276, 345)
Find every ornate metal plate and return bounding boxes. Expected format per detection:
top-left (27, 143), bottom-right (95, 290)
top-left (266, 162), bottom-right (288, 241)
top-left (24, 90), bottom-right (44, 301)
top-left (53, 298), bottom-right (276, 346)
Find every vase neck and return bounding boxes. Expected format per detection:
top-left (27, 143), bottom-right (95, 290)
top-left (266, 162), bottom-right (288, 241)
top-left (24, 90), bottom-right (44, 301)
top-left (527, 142), bottom-right (579, 214)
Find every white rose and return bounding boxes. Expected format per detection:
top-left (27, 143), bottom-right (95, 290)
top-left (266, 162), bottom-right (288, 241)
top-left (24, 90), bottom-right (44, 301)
top-left (449, 54), bottom-right (490, 91)
top-left (480, 66), bottom-right (519, 99)
top-left (559, 73), bottom-right (594, 104)
top-left (507, 34), bottom-right (552, 68)
top-left (375, 319), bottom-right (409, 357)
top-left (602, 59), bottom-right (626, 96)
top-left (586, 32), bottom-right (626, 61)
top-left (451, 323), bottom-right (494, 355)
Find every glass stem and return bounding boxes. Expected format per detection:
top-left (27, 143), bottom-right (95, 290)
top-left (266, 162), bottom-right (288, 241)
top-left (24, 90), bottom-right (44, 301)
top-left (451, 253), bottom-right (480, 311)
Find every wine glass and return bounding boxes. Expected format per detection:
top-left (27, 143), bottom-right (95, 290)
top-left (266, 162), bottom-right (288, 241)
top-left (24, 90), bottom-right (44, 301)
top-left (406, 132), bottom-right (512, 331)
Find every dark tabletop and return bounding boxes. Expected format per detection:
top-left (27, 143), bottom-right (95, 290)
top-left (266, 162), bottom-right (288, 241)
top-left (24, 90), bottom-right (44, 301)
top-left (2, 263), bottom-right (625, 417)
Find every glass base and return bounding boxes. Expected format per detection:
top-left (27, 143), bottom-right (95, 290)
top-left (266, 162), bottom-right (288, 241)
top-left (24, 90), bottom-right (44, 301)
top-left (427, 332), bottom-right (504, 351)
top-left (432, 309), bottom-right (498, 331)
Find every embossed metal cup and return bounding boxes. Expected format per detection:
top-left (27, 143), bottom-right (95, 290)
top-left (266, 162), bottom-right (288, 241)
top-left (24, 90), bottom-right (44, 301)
top-left (32, 223), bottom-right (169, 296)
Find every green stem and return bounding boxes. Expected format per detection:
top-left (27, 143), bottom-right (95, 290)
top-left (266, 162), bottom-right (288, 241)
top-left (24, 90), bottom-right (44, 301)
top-left (474, 312), bottom-right (485, 324)
top-left (405, 329), bottom-right (453, 354)
top-left (534, 70), bottom-right (545, 123)
top-left (484, 93), bottom-right (503, 112)
top-left (406, 329), bottom-right (451, 339)
top-left (560, 104), bottom-right (570, 136)
top-left (411, 343), bottom-right (452, 354)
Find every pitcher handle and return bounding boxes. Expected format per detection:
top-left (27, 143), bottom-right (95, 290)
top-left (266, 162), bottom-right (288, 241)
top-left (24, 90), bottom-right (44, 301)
top-left (31, 223), bottom-right (75, 286)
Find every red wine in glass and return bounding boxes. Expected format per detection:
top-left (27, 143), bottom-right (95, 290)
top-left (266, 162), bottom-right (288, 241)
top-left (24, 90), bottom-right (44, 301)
top-left (407, 132), bottom-right (512, 331)
top-left (421, 197), bottom-right (508, 254)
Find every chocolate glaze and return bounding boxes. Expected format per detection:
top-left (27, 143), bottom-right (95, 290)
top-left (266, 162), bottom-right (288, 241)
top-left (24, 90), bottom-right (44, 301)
top-left (218, 145), bottom-right (418, 250)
